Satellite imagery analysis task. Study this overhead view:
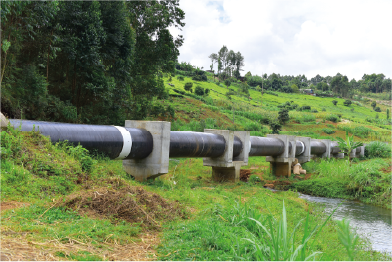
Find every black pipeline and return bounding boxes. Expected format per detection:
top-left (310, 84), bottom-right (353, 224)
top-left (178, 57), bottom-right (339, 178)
top-left (9, 119), bottom-right (340, 160)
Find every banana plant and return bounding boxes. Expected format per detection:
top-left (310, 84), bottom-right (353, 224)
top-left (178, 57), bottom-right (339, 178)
top-left (335, 131), bottom-right (363, 164)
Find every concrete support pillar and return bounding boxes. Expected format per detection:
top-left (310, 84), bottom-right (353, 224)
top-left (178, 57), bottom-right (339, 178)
top-left (1, 112), bottom-right (9, 130)
top-left (203, 129), bottom-right (250, 182)
top-left (359, 146), bottom-right (365, 157)
top-left (332, 152), bottom-right (345, 159)
top-left (123, 121), bottom-right (170, 181)
top-left (266, 135), bottom-right (296, 177)
top-left (296, 136), bottom-right (311, 164)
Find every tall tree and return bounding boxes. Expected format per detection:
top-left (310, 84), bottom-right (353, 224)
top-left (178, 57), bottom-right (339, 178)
top-left (125, 0), bottom-right (185, 119)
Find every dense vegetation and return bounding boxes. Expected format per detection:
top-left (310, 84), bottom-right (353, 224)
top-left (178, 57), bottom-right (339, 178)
top-left (1, 0), bottom-right (184, 124)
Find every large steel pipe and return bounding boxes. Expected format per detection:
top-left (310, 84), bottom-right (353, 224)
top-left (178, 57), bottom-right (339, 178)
top-left (330, 141), bottom-right (340, 154)
top-left (169, 131), bottom-right (242, 158)
top-left (249, 136), bottom-right (286, 156)
top-left (9, 119), bottom-right (153, 160)
top-left (310, 140), bottom-right (327, 155)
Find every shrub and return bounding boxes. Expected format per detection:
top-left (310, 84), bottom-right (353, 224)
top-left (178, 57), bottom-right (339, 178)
top-left (371, 101), bottom-right (376, 108)
top-left (278, 108), bottom-right (290, 125)
top-left (301, 105), bottom-right (311, 111)
top-left (322, 108), bottom-right (326, 111)
top-left (311, 109), bottom-right (318, 113)
top-left (353, 126), bottom-right (372, 138)
top-left (343, 100), bottom-right (352, 106)
top-left (326, 114), bottom-right (339, 123)
top-left (249, 174), bottom-right (261, 184)
top-left (194, 86), bottom-right (204, 96)
top-left (177, 75), bottom-right (184, 81)
top-left (332, 100), bottom-right (338, 106)
top-left (374, 106), bottom-right (381, 112)
top-left (166, 105), bottom-right (175, 118)
top-left (269, 121), bottom-right (282, 134)
top-left (205, 88), bottom-right (210, 96)
top-left (322, 128), bottom-right (335, 134)
top-left (365, 141), bottom-right (391, 158)
top-left (184, 82), bottom-right (193, 92)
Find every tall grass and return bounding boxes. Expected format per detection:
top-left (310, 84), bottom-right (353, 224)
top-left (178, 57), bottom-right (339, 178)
top-left (365, 141), bottom-right (392, 158)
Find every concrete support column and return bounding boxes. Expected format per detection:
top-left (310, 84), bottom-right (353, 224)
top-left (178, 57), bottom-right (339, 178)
top-left (359, 146), bottom-right (365, 157)
top-left (296, 137), bottom-right (311, 164)
top-left (266, 135), bottom-right (296, 177)
top-left (203, 129), bottom-right (250, 182)
top-left (123, 121), bottom-right (170, 181)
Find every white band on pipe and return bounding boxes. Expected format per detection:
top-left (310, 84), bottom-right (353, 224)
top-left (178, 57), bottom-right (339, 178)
top-left (113, 126), bottom-right (132, 160)
top-left (298, 141), bottom-right (305, 155)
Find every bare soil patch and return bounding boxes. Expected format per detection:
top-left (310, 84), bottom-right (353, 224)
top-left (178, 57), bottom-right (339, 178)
top-left (240, 169), bottom-right (251, 182)
top-left (63, 186), bottom-right (187, 228)
top-left (1, 202), bottom-right (30, 213)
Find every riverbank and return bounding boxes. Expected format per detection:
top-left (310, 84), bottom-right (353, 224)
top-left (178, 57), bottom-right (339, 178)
top-left (290, 157), bottom-right (392, 209)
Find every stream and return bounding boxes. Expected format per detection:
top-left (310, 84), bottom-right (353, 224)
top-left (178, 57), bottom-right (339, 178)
top-left (298, 193), bottom-right (392, 255)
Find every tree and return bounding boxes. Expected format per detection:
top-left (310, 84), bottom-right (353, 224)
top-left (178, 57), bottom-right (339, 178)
top-left (278, 108), bottom-right (290, 125)
top-left (291, 84), bottom-right (299, 93)
top-left (225, 79), bottom-right (231, 88)
top-left (371, 101), bottom-right (376, 108)
top-left (332, 100), bottom-right (338, 106)
top-left (330, 74), bottom-right (350, 97)
top-left (374, 107), bottom-right (381, 112)
top-left (195, 86), bottom-right (204, 96)
top-left (184, 82), bottom-right (193, 92)
top-left (335, 131), bottom-right (363, 164)
top-left (126, 0), bottom-right (185, 119)
top-left (343, 100), bottom-right (352, 106)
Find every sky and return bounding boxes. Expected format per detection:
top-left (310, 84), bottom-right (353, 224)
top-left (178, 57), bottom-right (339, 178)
top-left (169, 0), bottom-right (392, 81)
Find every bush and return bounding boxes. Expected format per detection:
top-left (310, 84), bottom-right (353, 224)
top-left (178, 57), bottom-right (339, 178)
top-left (374, 106), bottom-right (381, 112)
top-left (371, 101), bottom-right (376, 108)
top-left (278, 108), bottom-right (290, 125)
top-left (343, 100), bottom-right (352, 106)
top-left (184, 82), bottom-right (193, 92)
top-left (177, 75), bottom-right (184, 81)
top-left (301, 105), bottom-right (311, 111)
top-left (205, 88), bottom-right (210, 96)
top-left (269, 121), bottom-right (282, 134)
top-left (353, 126), bottom-right (372, 138)
top-left (326, 114), bottom-right (339, 123)
top-left (192, 75), bottom-right (207, 81)
top-left (194, 86), bottom-right (204, 96)
top-left (311, 109), bottom-right (318, 113)
top-left (249, 175), bottom-right (261, 184)
top-left (365, 141), bottom-right (391, 158)
top-left (322, 128), bottom-right (335, 134)
top-left (332, 100), bottom-right (338, 106)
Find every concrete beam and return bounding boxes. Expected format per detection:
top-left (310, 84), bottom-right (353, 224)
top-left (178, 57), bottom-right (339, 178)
top-left (123, 121), bottom-right (170, 181)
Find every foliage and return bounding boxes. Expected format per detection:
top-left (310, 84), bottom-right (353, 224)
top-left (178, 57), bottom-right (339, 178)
top-left (343, 100), bottom-right (352, 106)
top-left (194, 86), bottom-right (204, 96)
top-left (177, 75), bottom-right (184, 81)
top-left (184, 82), bottom-right (193, 92)
top-left (322, 128), bottom-right (335, 134)
top-left (224, 79), bottom-right (231, 88)
top-left (374, 106), bottom-right (381, 112)
top-left (365, 141), bottom-right (391, 158)
top-left (269, 121), bottom-right (282, 134)
top-left (337, 219), bottom-right (359, 261)
top-left (278, 108), bottom-right (290, 125)
top-left (332, 100), bottom-right (338, 106)
top-left (335, 131), bottom-right (363, 162)
top-left (326, 114), bottom-right (339, 123)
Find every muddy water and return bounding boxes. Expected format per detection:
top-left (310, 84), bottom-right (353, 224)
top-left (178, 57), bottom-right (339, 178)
top-left (298, 193), bottom-right (392, 254)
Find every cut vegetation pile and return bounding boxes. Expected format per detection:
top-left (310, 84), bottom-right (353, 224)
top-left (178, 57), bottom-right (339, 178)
top-left (64, 186), bottom-right (187, 227)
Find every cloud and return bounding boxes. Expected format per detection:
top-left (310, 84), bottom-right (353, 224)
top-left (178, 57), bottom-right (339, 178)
top-left (171, 0), bottom-right (392, 80)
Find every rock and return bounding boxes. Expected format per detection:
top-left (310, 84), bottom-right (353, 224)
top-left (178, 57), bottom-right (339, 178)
top-left (0, 112), bottom-right (8, 130)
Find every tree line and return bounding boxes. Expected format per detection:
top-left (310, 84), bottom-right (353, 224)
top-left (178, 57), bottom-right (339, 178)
top-left (1, 0), bottom-right (185, 125)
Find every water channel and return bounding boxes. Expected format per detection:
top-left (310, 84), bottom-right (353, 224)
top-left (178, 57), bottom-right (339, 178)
top-left (298, 193), bottom-right (392, 255)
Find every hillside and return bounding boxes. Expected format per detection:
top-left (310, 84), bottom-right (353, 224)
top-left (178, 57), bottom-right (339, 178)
top-left (150, 73), bottom-right (391, 143)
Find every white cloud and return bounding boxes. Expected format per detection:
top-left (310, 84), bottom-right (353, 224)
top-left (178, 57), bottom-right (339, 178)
top-left (171, 0), bottom-right (392, 80)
